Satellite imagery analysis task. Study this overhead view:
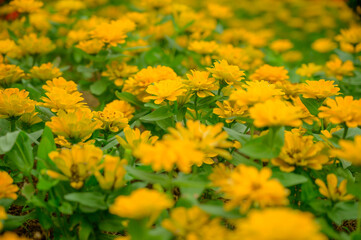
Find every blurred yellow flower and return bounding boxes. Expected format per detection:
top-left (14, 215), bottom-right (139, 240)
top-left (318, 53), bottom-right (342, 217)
top-left (145, 79), bottom-right (187, 104)
top-left (0, 64), bottom-right (25, 87)
top-left (315, 174), bottom-right (354, 201)
top-left (18, 33), bottom-right (55, 55)
top-left (116, 126), bottom-right (158, 151)
top-left (299, 80), bottom-right (340, 99)
top-left (296, 63), bottom-right (322, 77)
top-left (312, 38), bottom-right (337, 53)
top-left (210, 164), bottom-right (289, 212)
top-left (76, 39), bottom-right (104, 54)
top-left (188, 40), bottom-right (218, 55)
top-left (46, 109), bottom-right (102, 143)
top-left (272, 130), bottom-right (329, 172)
top-left (29, 63), bottom-right (62, 81)
top-left (250, 64), bottom-right (289, 83)
top-left (0, 171), bottom-right (19, 200)
top-left (232, 208), bottom-right (327, 240)
top-left (270, 39), bottom-right (293, 53)
top-left (104, 100), bottom-right (135, 120)
top-left (249, 99), bottom-right (303, 127)
top-left (335, 25), bottom-right (361, 53)
top-left (109, 188), bottom-right (173, 222)
top-left (325, 57), bottom-right (354, 80)
top-left (42, 77), bottom-right (78, 93)
top-left (0, 206), bottom-right (7, 231)
top-left (0, 39), bottom-right (17, 55)
top-left (318, 96), bottom-right (361, 128)
top-left (162, 206), bottom-right (230, 240)
top-left (185, 70), bottom-right (218, 98)
top-left (0, 232), bottom-right (30, 240)
top-left (207, 59), bottom-right (245, 86)
top-left (102, 61), bottom-right (138, 87)
top-left (41, 88), bottom-right (86, 112)
top-left (0, 88), bottom-right (36, 119)
top-left (47, 144), bottom-right (103, 189)
top-left (9, 0), bottom-right (43, 13)
top-left (331, 135), bottom-right (361, 166)
top-left (93, 109), bottom-right (128, 132)
top-left (213, 100), bottom-right (247, 123)
top-left (95, 156), bottom-right (127, 190)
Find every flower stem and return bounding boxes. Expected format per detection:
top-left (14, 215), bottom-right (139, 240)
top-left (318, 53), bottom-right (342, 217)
top-left (343, 124), bottom-right (349, 139)
top-left (194, 95), bottom-right (199, 120)
top-left (10, 119), bottom-right (16, 132)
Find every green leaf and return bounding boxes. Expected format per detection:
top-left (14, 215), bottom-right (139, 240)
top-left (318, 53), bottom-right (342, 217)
top-left (21, 183), bottom-right (35, 200)
top-left (0, 119), bottom-right (11, 135)
top-left (98, 215), bottom-right (125, 232)
top-left (198, 203), bottom-right (243, 219)
top-left (7, 29), bottom-right (18, 42)
top-left (0, 130), bottom-right (20, 154)
top-left (37, 126), bottom-right (57, 170)
top-left (3, 212), bottom-right (35, 230)
top-left (299, 95), bottom-right (324, 116)
top-left (36, 106), bottom-right (55, 122)
top-left (347, 181), bottom-right (361, 199)
top-left (126, 166), bottom-right (171, 187)
top-left (239, 127), bottom-right (285, 159)
top-left (156, 117), bottom-right (175, 130)
top-left (79, 220), bottom-right (93, 240)
top-left (37, 174), bottom-right (59, 191)
top-left (64, 192), bottom-right (107, 210)
top-left (223, 127), bottom-right (250, 144)
top-left (115, 91), bottom-right (143, 107)
top-left (90, 79), bottom-right (111, 96)
top-left (6, 131), bottom-right (34, 175)
top-left (272, 171), bottom-right (308, 187)
top-left (230, 152), bottom-right (262, 169)
top-left (140, 106), bottom-right (174, 122)
top-left (328, 201), bottom-right (358, 225)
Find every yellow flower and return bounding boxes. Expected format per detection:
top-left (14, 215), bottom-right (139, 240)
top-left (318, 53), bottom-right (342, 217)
top-left (47, 144), bottom-right (103, 189)
top-left (210, 164), bottom-right (289, 213)
top-left (18, 112), bottom-right (42, 126)
top-left (18, 33), bottom-right (55, 55)
top-left (54, 0), bottom-right (86, 13)
top-left (312, 38), bottom-right (337, 53)
top-left (272, 131), bottom-right (329, 172)
top-left (250, 64), bottom-right (289, 83)
top-left (299, 80), bottom-right (340, 99)
top-left (29, 63), bottom-right (62, 81)
top-left (318, 96), bottom-right (361, 128)
top-left (91, 18), bottom-right (136, 46)
top-left (207, 3), bottom-right (233, 20)
top-left (213, 100), bottom-right (247, 123)
top-left (188, 40), bottom-right (219, 55)
top-left (296, 63), bottom-right (322, 77)
top-left (75, 39), bottom-right (104, 54)
top-left (325, 57), bottom-right (354, 80)
top-left (162, 206), bottom-right (230, 240)
top-left (102, 61), bottom-right (138, 87)
top-left (207, 59), bottom-right (245, 86)
top-left (229, 80), bottom-right (284, 107)
top-left (0, 171), bottom-right (19, 200)
top-left (46, 109), bottom-right (101, 143)
top-left (0, 39), bottom-right (17, 55)
top-left (0, 232), bottom-right (30, 240)
top-left (0, 206), bottom-right (7, 231)
top-left (135, 139), bottom-right (205, 173)
top-left (315, 174), bottom-right (354, 201)
top-left (185, 70), bottom-right (218, 98)
top-left (0, 88), bottom-right (36, 119)
top-left (41, 88), bottom-right (86, 113)
top-left (123, 66), bottom-right (179, 101)
top-left (249, 99), bottom-right (303, 127)
top-left (42, 77), bottom-right (78, 93)
top-left (66, 29), bottom-right (89, 47)
top-left (93, 109), bottom-right (128, 132)
top-left (335, 25), bottom-right (361, 54)
top-left (94, 156), bottom-right (127, 190)
top-left (109, 188), bottom-right (173, 222)
top-left (282, 50), bottom-right (303, 63)
top-left (145, 79), bottom-right (187, 104)
top-left (104, 100), bottom-right (135, 120)
top-left (0, 64), bottom-right (25, 87)
top-left (166, 120), bottom-right (234, 163)
top-left (232, 208), bottom-right (327, 240)
top-left (116, 126), bottom-right (158, 151)
top-left (270, 39), bottom-right (293, 53)
top-left (9, 0), bottom-right (43, 13)
top-left (331, 135), bottom-right (361, 166)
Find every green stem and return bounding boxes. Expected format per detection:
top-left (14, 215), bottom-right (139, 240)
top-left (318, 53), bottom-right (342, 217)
top-left (343, 124), bottom-right (349, 139)
top-left (194, 94), bottom-right (199, 120)
top-left (358, 200), bottom-right (361, 232)
top-left (10, 119), bottom-right (16, 132)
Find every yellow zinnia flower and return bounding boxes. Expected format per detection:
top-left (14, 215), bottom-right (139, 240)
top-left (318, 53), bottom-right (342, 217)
top-left (0, 64), bottom-right (25, 87)
top-left (232, 208), bottom-right (327, 240)
top-left (46, 108), bottom-right (102, 144)
top-left (311, 38), bottom-right (337, 53)
top-left (315, 174), bottom-right (354, 201)
top-left (325, 57), bottom-right (354, 80)
top-left (41, 88), bottom-right (86, 113)
top-left (9, 0), bottom-right (43, 13)
top-left (102, 61), bottom-right (138, 87)
top-left (162, 206), bottom-right (230, 240)
top-left (331, 135), bottom-right (361, 166)
top-left (335, 25), bottom-right (361, 54)
top-left (18, 33), bottom-right (55, 55)
top-left (213, 100), bottom-right (247, 123)
top-left (47, 144), bottom-right (103, 189)
top-left (185, 70), bottom-right (219, 98)
top-left (42, 77), bottom-right (78, 93)
top-left (145, 79), bottom-right (187, 104)
top-left (249, 98), bottom-right (303, 127)
top-left (0, 171), bottom-right (19, 200)
top-left (0, 39), bottom-right (17, 55)
top-left (94, 156), bottom-right (127, 190)
top-left (270, 39), bottom-right (293, 53)
top-left (75, 39), bottom-right (104, 54)
top-left (229, 80), bottom-right (284, 107)
top-left (188, 40), bottom-right (219, 55)
top-left (0, 88), bottom-right (36, 119)
top-left (210, 164), bottom-right (289, 213)
top-left (299, 80), bottom-right (340, 99)
top-left (116, 126), bottom-right (158, 151)
top-left (318, 96), bottom-right (361, 128)
top-left (109, 188), bottom-right (173, 223)
top-left (272, 130), bottom-right (329, 172)
top-left (29, 63), bottom-right (62, 81)
top-left (207, 59), bottom-right (245, 86)
top-left (250, 64), bottom-right (289, 83)
top-left (93, 109), bottom-right (128, 133)
top-left (104, 100), bottom-right (135, 120)
top-left (0, 232), bottom-right (30, 240)
top-left (296, 63), bottom-right (323, 78)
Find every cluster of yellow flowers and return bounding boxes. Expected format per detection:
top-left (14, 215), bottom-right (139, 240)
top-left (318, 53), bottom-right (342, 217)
top-left (0, 0), bottom-right (360, 239)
